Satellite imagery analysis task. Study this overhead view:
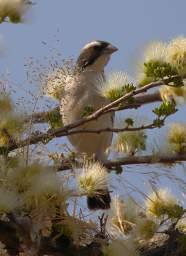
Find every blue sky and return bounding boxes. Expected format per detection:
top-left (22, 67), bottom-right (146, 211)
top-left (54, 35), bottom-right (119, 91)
top-left (0, 0), bottom-right (186, 206)
top-left (1, 0), bottom-right (186, 77)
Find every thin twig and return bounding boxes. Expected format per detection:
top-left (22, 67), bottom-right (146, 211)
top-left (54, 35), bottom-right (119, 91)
top-left (5, 122), bottom-right (158, 153)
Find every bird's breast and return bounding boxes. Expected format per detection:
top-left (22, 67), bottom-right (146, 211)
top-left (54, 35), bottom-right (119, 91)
top-left (60, 71), bottom-right (114, 161)
top-left (60, 72), bottom-right (108, 123)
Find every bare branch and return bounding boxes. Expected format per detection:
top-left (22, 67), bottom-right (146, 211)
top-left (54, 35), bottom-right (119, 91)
top-left (57, 154), bottom-right (186, 171)
top-left (104, 154), bottom-right (186, 169)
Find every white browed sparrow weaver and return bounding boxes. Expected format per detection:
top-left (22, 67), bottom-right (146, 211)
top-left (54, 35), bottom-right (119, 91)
top-left (60, 40), bottom-right (118, 209)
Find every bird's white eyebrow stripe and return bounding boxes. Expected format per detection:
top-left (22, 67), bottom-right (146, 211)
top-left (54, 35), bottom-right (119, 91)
top-left (82, 41), bottom-right (101, 49)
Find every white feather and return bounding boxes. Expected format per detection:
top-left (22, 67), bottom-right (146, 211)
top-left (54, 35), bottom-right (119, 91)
top-left (82, 41), bottom-right (101, 50)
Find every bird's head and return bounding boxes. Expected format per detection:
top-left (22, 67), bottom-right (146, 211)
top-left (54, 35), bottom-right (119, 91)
top-left (76, 40), bottom-right (118, 72)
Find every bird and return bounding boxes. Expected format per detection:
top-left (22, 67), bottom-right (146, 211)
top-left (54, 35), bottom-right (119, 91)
top-left (60, 40), bottom-right (118, 210)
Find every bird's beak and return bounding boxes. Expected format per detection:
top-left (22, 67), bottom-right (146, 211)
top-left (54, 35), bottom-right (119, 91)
top-left (104, 44), bottom-right (118, 54)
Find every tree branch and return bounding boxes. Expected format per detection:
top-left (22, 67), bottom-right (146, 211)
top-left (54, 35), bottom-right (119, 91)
top-left (104, 154), bottom-right (186, 168)
top-left (23, 89), bottom-right (162, 125)
top-left (5, 81), bottom-right (164, 153)
top-left (4, 122), bottom-right (159, 153)
top-left (57, 154), bottom-right (186, 171)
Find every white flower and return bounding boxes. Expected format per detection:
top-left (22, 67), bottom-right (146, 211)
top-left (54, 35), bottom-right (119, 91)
top-left (96, 71), bottom-right (135, 101)
top-left (167, 123), bottom-right (186, 154)
top-left (113, 130), bottom-right (146, 155)
top-left (107, 196), bottom-right (139, 238)
top-left (78, 161), bottom-right (108, 196)
top-left (144, 41), bottom-right (168, 63)
top-left (145, 188), bottom-right (178, 218)
top-left (135, 218), bottom-right (157, 239)
top-left (168, 123), bottom-right (186, 143)
top-left (167, 36), bottom-right (186, 76)
top-left (159, 85), bottom-right (185, 103)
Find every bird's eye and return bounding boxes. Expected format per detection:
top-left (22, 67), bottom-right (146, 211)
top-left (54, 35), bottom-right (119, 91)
top-left (93, 45), bottom-right (100, 50)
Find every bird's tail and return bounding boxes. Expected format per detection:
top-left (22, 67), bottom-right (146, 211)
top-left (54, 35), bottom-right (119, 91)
top-left (87, 190), bottom-right (111, 210)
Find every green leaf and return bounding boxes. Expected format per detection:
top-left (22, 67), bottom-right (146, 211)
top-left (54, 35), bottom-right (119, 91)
top-left (81, 105), bottom-right (94, 117)
top-left (124, 118), bottom-right (134, 127)
top-left (153, 101), bottom-right (177, 118)
top-left (144, 60), bottom-right (184, 87)
top-left (153, 119), bottom-right (164, 128)
top-left (45, 110), bottom-right (63, 129)
top-left (0, 146), bottom-right (9, 155)
top-left (122, 83), bottom-right (136, 93)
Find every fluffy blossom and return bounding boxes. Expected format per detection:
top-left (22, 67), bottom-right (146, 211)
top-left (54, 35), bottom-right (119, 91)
top-left (97, 71), bottom-right (135, 101)
top-left (168, 123), bottom-right (186, 154)
top-left (138, 37), bottom-right (186, 87)
top-left (107, 197), bottom-right (139, 237)
top-left (78, 161), bottom-right (108, 196)
top-left (113, 130), bottom-right (146, 155)
top-left (135, 218), bottom-right (157, 239)
top-left (145, 188), bottom-right (182, 218)
top-left (107, 196), bottom-right (157, 240)
top-left (0, 93), bottom-right (25, 146)
top-left (167, 36), bottom-right (186, 76)
top-left (143, 41), bottom-right (168, 63)
top-left (159, 85), bottom-right (185, 103)
top-left (0, 0), bottom-right (30, 23)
